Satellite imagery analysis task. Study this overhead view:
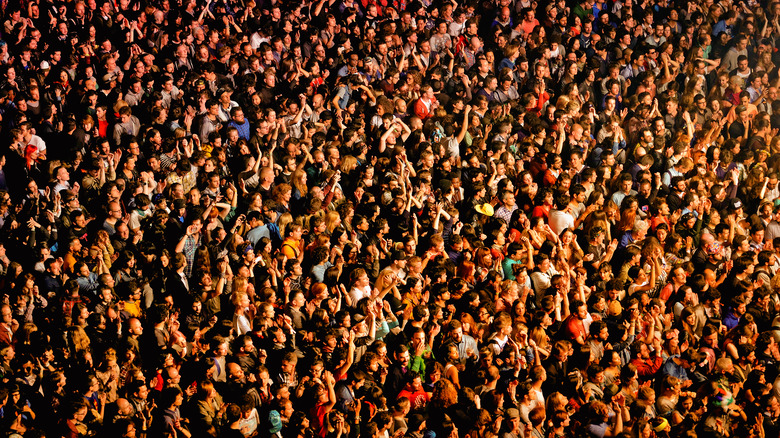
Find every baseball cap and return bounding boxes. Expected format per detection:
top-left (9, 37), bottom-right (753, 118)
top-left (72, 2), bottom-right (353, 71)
top-left (608, 301), bottom-right (622, 317)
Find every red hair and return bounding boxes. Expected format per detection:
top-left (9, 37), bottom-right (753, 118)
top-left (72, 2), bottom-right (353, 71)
top-left (24, 144), bottom-right (37, 170)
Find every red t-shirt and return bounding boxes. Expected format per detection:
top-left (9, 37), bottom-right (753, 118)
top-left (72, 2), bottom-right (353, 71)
top-left (397, 386), bottom-right (430, 410)
top-left (562, 315), bottom-right (587, 342)
top-left (310, 404), bottom-right (329, 438)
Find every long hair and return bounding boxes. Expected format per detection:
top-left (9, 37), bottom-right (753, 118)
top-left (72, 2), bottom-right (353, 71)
top-left (291, 169), bottom-right (308, 197)
top-left (24, 144), bottom-right (38, 170)
top-left (429, 378), bottom-right (458, 409)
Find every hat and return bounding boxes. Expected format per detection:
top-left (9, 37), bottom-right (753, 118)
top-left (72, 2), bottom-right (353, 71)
top-left (268, 410), bottom-right (283, 434)
top-left (505, 408), bottom-right (520, 420)
top-left (173, 199), bottom-right (187, 211)
top-left (101, 73), bottom-right (116, 85)
top-left (391, 250), bottom-right (409, 261)
top-left (709, 387), bottom-right (734, 408)
top-left (607, 300), bottom-right (622, 317)
top-left (353, 313), bottom-right (366, 324)
top-left (40, 60), bottom-right (50, 70)
top-left (475, 203), bottom-right (494, 217)
top-left (730, 198), bottom-right (743, 210)
top-left (152, 193), bottom-right (165, 204)
top-left (603, 384), bottom-right (620, 403)
top-left (77, 159), bottom-right (94, 171)
top-left (706, 242), bottom-right (722, 255)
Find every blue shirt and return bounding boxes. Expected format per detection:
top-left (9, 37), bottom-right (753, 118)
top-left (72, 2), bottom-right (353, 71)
top-left (76, 272), bottom-right (99, 298)
top-left (660, 356), bottom-right (688, 381)
top-left (618, 231), bottom-right (635, 252)
top-left (498, 57), bottom-right (516, 71)
top-left (712, 20), bottom-right (731, 37)
top-left (310, 262), bottom-right (332, 284)
top-left (246, 224), bottom-right (270, 246)
top-left (723, 309), bottom-right (741, 330)
top-left (611, 189), bottom-right (637, 208)
top-left (228, 119), bottom-right (251, 141)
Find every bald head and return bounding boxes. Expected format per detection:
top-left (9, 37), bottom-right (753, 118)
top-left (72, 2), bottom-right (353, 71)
top-left (703, 269), bottom-right (717, 285)
top-left (116, 398), bottom-right (133, 416)
top-left (164, 365), bottom-right (179, 381)
top-left (129, 318), bottom-right (143, 336)
top-left (227, 362), bottom-right (243, 380)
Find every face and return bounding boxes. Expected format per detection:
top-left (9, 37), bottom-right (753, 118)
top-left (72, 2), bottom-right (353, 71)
top-left (411, 331), bottom-right (425, 350)
top-left (396, 350), bottom-right (410, 366)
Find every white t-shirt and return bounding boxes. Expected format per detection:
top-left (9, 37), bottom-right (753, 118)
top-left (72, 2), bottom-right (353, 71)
top-left (29, 134), bottom-right (46, 153)
top-left (349, 285), bottom-right (372, 307)
top-left (549, 209), bottom-right (575, 235)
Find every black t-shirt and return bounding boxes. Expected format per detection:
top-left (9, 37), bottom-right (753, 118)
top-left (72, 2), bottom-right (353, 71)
top-left (728, 120), bottom-right (747, 139)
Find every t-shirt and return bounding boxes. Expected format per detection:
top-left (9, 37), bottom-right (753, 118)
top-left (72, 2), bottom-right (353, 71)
top-left (563, 315), bottom-right (587, 342)
top-left (397, 386), bottom-right (430, 410)
top-left (549, 209), bottom-right (575, 235)
top-left (311, 404), bottom-right (329, 438)
top-left (660, 356), bottom-right (688, 381)
top-left (349, 285), bottom-right (372, 307)
top-left (237, 408), bottom-right (259, 437)
top-left (586, 421), bottom-right (609, 438)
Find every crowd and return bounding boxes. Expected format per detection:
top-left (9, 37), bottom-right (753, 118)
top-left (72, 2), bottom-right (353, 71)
top-left (2, 0), bottom-right (780, 437)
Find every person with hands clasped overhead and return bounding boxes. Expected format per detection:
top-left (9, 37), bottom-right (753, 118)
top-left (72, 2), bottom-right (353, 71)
top-left (309, 369), bottom-right (338, 438)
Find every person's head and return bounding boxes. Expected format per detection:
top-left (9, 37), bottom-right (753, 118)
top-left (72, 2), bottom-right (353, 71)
top-left (161, 386), bottom-right (184, 409)
top-left (570, 300), bottom-right (587, 320)
top-left (394, 344), bottom-right (410, 366)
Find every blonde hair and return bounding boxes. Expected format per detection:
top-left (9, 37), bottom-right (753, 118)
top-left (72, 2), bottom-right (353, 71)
top-left (555, 95), bottom-right (571, 109)
top-left (232, 291), bottom-right (248, 307)
top-left (340, 155), bottom-right (358, 174)
top-left (325, 210), bottom-right (341, 233)
top-left (278, 212), bottom-right (293, 239)
top-left (232, 277), bottom-right (249, 295)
